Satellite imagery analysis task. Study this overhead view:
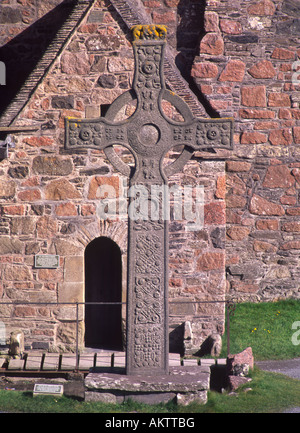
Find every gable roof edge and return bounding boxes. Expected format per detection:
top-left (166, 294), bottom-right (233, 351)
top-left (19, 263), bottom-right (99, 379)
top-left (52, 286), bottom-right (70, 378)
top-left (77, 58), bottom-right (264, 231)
top-left (0, 0), bottom-right (95, 127)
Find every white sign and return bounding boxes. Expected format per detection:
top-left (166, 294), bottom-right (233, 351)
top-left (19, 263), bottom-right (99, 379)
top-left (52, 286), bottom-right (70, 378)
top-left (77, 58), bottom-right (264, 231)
top-left (35, 255), bottom-right (59, 269)
top-left (33, 384), bottom-right (63, 396)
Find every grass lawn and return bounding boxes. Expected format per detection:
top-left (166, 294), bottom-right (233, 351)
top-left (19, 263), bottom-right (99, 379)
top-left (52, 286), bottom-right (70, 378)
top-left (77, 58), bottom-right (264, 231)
top-left (221, 299), bottom-right (300, 360)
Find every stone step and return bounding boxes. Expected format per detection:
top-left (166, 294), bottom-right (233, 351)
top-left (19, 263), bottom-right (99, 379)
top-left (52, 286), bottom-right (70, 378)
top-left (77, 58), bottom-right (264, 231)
top-left (85, 365), bottom-right (211, 406)
top-left (7, 358), bottom-right (24, 370)
top-left (43, 354), bottom-right (60, 371)
top-left (182, 358), bottom-right (199, 366)
top-left (24, 355), bottom-right (41, 370)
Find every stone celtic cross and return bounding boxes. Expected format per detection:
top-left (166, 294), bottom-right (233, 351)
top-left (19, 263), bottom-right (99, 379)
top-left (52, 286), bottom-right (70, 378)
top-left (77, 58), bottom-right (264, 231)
top-left (65, 25), bottom-right (233, 375)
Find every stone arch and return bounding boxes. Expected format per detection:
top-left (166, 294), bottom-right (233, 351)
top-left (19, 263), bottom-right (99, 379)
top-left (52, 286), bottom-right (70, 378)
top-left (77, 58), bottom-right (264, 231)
top-left (84, 236), bottom-right (124, 350)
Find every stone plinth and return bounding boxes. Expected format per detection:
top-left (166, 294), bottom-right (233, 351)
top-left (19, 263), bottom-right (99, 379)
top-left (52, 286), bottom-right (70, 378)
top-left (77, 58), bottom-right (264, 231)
top-left (85, 366), bottom-right (210, 406)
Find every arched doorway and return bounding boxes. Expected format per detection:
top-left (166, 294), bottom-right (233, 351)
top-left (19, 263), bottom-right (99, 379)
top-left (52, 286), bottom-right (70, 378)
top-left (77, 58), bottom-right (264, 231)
top-left (84, 237), bottom-right (123, 350)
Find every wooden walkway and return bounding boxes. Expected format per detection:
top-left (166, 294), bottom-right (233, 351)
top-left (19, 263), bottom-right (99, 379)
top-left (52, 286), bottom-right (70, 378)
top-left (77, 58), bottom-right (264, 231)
top-left (2, 351), bottom-right (226, 372)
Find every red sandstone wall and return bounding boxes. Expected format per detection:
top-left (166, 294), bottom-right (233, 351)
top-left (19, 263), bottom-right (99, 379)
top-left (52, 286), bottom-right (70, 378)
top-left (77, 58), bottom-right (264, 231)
top-left (145, 0), bottom-right (300, 302)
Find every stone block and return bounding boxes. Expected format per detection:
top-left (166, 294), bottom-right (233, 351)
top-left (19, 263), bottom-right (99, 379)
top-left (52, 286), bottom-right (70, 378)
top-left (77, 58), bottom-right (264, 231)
top-left (249, 194), bottom-right (285, 216)
top-left (241, 86), bottom-right (266, 107)
top-left (268, 93), bottom-right (291, 107)
top-left (10, 217), bottom-right (36, 235)
top-left (226, 161), bottom-right (251, 172)
top-left (24, 355), bottom-right (40, 370)
top-left (218, 60), bottom-right (245, 82)
top-left (227, 347), bottom-right (254, 376)
top-left (56, 306), bottom-right (84, 322)
top-left (87, 10), bottom-right (104, 23)
top-left (4, 265), bottom-right (32, 281)
top-left (243, 130), bottom-right (266, 145)
top-left (247, 0), bottom-right (276, 16)
top-left (85, 391), bottom-right (117, 403)
top-left (248, 60), bottom-right (276, 79)
top-left (58, 282), bottom-right (84, 303)
top-left (53, 239), bottom-right (82, 256)
top-left (61, 52), bottom-right (91, 75)
top-left (0, 237), bottom-right (23, 254)
top-left (227, 375), bottom-right (252, 391)
top-left (8, 358), bottom-right (24, 370)
top-left (18, 189), bottom-right (41, 202)
top-left (64, 256), bottom-right (84, 283)
top-left (55, 202), bottom-right (77, 216)
top-left (197, 252), bottom-right (225, 271)
top-left (177, 390), bottom-right (207, 406)
top-left (226, 226), bottom-right (250, 241)
top-left (293, 127), bottom-right (300, 144)
top-left (0, 180), bottom-right (16, 199)
top-left (125, 392), bottom-right (176, 404)
top-left (271, 47), bottom-right (295, 60)
top-left (85, 366), bottom-right (210, 405)
top-left (200, 33), bottom-right (224, 55)
top-left (52, 95), bottom-right (74, 109)
top-left (170, 297), bottom-right (194, 316)
top-left (263, 165), bottom-right (294, 188)
top-left (0, 7), bottom-right (22, 23)
top-left (204, 12), bottom-right (219, 32)
top-left (33, 156), bottom-right (73, 176)
top-left (43, 354), bottom-right (60, 371)
top-left (191, 62), bottom-right (219, 79)
top-left (98, 73), bottom-right (117, 88)
top-left (204, 202), bottom-right (226, 225)
top-left (45, 179), bottom-right (81, 201)
top-left (86, 35), bottom-right (122, 52)
top-left (88, 176), bottom-right (120, 199)
top-left (85, 105), bottom-right (100, 118)
top-left (8, 166), bottom-right (29, 178)
top-left (36, 216), bottom-right (58, 239)
top-left (219, 19), bottom-right (242, 34)
top-left (23, 137), bottom-right (54, 147)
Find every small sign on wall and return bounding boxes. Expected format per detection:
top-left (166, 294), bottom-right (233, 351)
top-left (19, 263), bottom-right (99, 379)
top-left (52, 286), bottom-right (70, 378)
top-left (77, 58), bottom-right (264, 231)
top-left (35, 255), bottom-right (59, 269)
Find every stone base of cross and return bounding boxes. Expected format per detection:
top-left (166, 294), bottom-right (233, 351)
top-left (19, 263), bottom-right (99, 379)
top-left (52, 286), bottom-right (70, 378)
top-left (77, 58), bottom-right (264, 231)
top-left (65, 24), bottom-right (233, 375)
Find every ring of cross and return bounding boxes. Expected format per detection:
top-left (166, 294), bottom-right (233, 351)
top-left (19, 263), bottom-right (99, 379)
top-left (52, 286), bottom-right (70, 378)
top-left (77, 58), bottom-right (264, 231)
top-left (103, 88), bottom-right (194, 178)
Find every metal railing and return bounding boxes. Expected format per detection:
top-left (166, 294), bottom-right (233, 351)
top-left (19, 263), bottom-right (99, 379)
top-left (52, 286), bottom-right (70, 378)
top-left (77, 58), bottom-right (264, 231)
top-left (0, 299), bottom-right (237, 372)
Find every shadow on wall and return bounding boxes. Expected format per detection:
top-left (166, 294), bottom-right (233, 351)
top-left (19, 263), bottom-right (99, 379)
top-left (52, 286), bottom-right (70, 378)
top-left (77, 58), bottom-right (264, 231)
top-left (0, 0), bottom-right (76, 117)
top-left (176, 0), bottom-right (219, 118)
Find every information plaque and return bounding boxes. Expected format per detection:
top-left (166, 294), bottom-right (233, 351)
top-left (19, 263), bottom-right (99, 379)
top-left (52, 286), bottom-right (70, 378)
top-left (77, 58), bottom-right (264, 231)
top-left (35, 255), bottom-right (59, 269)
top-left (33, 383), bottom-right (63, 397)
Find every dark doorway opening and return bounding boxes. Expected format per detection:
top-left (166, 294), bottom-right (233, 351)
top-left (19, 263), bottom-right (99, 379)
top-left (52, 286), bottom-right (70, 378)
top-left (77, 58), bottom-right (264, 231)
top-left (85, 237), bottom-right (123, 350)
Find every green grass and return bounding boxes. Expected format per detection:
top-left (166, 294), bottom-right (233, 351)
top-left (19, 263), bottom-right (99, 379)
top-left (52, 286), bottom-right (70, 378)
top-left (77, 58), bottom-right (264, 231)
top-left (221, 299), bottom-right (300, 360)
top-left (0, 367), bottom-right (299, 413)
